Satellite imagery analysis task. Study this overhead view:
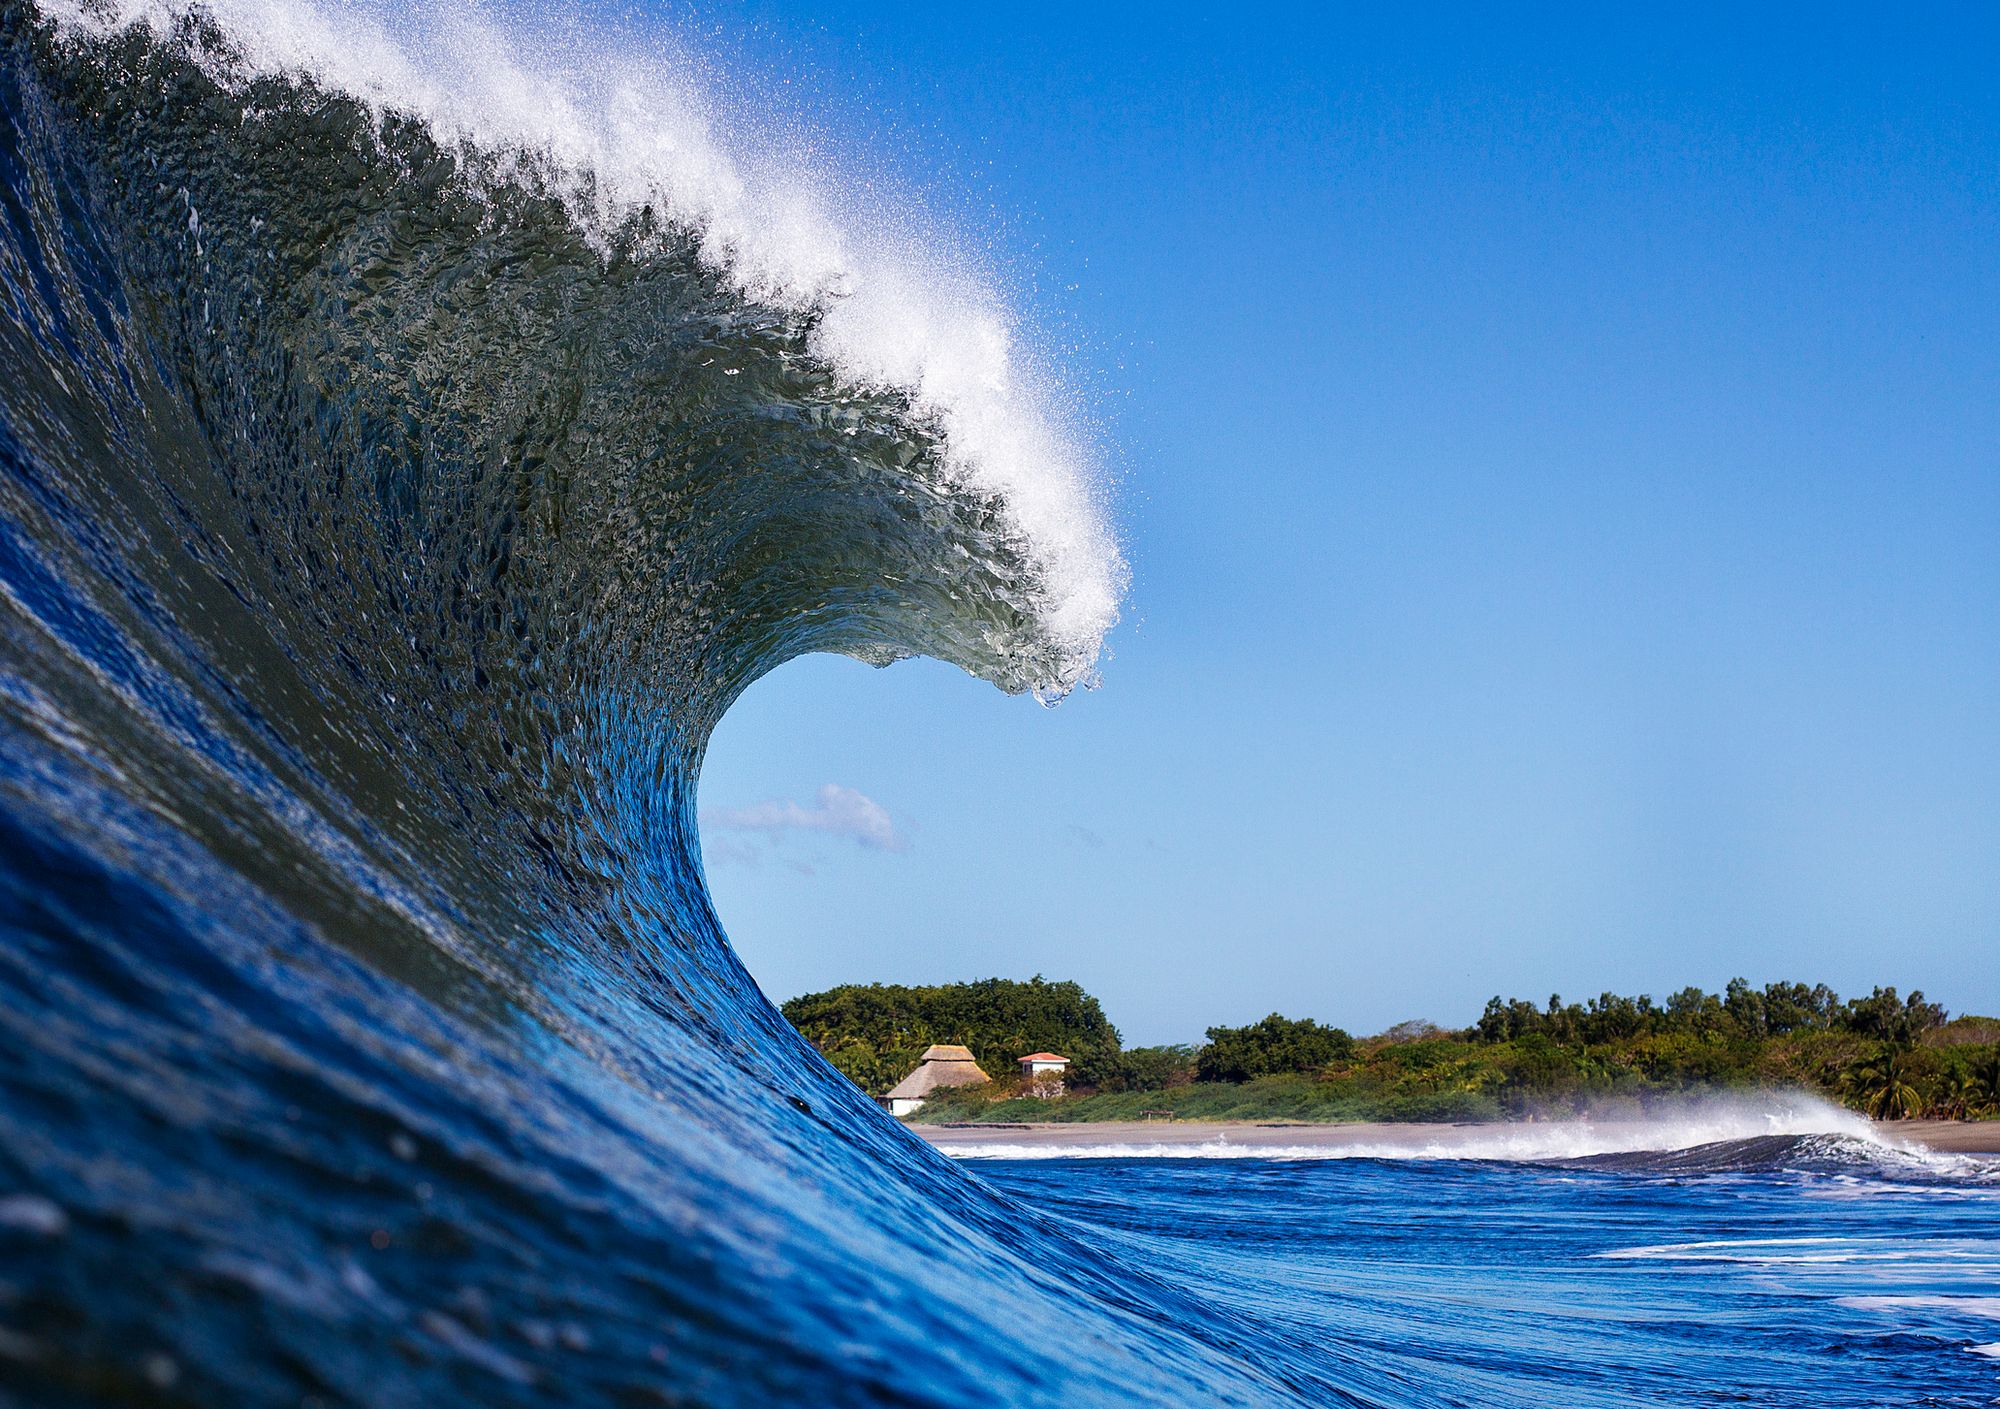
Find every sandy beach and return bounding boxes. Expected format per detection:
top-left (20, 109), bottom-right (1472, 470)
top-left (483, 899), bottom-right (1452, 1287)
top-left (913, 1118), bottom-right (2000, 1156)
top-left (1894, 1120), bottom-right (2000, 1153)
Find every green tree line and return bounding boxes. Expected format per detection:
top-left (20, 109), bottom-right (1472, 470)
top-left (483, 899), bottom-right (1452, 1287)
top-left (780, 977), bottom-right (1122, 1094)
top-left (1472, 981), bottom-right (1947, 1046)
top-left (784, 975), bottom-right (2000, 1124)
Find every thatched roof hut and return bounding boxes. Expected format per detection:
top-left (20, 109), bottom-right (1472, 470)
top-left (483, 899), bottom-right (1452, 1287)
top-left (881, 1044), bottom-right (991, 1116)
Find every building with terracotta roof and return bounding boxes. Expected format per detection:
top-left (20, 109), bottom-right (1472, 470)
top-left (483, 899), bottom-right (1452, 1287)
top-left (1018, 1052), bottom-right (1069, 1097)
top-left (879, 1044), bottom-right (991, 1117)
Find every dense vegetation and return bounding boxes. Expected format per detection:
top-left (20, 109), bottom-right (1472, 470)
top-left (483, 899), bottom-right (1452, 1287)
top-left (780, 977), bottom-right (1122, 1093)
top-left (1472, 981), bottom-right (1947, 1047)
top-left (1195, 1015), bottom-right (1356, 1083)
top-left (782, 975), bottom-right (2000, 1124)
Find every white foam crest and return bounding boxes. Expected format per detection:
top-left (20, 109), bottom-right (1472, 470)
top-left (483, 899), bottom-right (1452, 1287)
top-left (44, 0), bottom-right (1124, 690)
top-left (937, 1096), bottom-right (1912, 1163)
top-left (936, 1096), bottom-right (1856, 1160)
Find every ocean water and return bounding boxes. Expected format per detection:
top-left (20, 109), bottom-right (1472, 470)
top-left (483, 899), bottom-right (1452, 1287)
top-left (1, 1), bottom-right (1995, 1405)
top-left (970, 1138), bottom-right (2000, 1408)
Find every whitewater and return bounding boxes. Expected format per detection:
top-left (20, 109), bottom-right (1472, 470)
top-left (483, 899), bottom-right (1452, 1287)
top-left (0, 2), bottom-right (1995, 1405)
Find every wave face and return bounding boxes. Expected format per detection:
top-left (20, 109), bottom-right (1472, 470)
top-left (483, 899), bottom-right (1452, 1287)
top-left (0, 5), bottom-right (1327, 1406)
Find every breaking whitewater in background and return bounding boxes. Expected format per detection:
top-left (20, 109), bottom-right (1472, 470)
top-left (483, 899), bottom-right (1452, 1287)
top-left (0, 2), bottom-right (1996, 1405)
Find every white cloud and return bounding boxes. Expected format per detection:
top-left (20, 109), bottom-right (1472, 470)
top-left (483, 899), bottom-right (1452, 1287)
top-left (701, 835), bottom-right (763, 869)
top-left (703, 784), bottom-right (908, 854)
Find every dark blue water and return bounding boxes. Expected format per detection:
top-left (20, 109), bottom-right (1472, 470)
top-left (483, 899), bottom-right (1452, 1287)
top-left (1, 0), bottom-right (1995, 1405)
top-left (972, 1149), bottom-right (2000, 1408)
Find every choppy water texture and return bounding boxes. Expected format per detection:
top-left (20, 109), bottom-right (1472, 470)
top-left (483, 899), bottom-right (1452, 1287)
top-left (0, 1), bottom-right (1995, 1405)
top-left (978, 1139), bottom-right (2000, 1408)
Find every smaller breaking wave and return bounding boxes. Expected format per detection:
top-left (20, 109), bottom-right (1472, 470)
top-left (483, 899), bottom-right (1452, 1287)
top-left (932, 1096), bottom-right (2000, 1181)
top-left (1561, 1131), bottom-right (2000, 1183)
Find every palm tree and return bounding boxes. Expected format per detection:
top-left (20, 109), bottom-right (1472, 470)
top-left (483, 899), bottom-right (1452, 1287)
top-left (1966, 1046), bottom-right (2000, 1119)
top-left (1929, 1070), bottom-right (1981, 1121)
top-left (1842, 1047), bottom-right (1927, 1121)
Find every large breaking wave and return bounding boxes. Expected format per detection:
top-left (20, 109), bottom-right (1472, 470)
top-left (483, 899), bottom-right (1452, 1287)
top-left (0, 3), bottom-right (1340, 1405)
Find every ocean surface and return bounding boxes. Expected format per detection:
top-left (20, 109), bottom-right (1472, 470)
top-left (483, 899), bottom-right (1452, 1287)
top-left (969, 1137), bottom-right (2000, 1408)
top-left (1, 0), bottom-right (1996, 1405)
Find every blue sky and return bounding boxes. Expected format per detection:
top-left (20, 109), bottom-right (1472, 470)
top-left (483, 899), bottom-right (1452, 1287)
top-left (692, 3), bottom-right (2000, 1045)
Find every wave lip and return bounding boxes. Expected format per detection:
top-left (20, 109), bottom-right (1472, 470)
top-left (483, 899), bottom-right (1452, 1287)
top-left (43, 0), bottom-right (1125, 697)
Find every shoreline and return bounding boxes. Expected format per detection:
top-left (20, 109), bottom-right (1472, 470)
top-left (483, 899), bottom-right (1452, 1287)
top-left (911, 1117), bottom-right (2000, 1155)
